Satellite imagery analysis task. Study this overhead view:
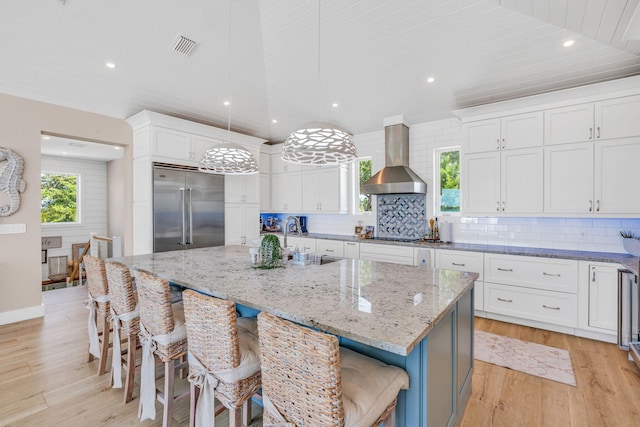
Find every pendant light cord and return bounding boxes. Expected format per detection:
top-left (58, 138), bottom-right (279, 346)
top-left (227, 0), bottom-right (232, 142)
top-left (317, 0), bottom-right (322, 121)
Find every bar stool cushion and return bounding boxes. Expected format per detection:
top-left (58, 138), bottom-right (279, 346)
top-left (341, 347), bottom-right (410, 427)
top-left (168, 301), bottom-right (187, 343)
top-left (233, 317), bottom-right (261, 377)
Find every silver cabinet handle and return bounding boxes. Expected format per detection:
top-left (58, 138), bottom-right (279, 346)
top-left (543, 304), bottom-right (560, 310)
top-left (497, 267), bottom-right (513, 272)
top-left (596, 200), bottom-right (600, 212)
top-left (452, 262), bottom-right (465, 266)
top-left (179, 188), bottom-right (186, 245)
top-left (592, 266), bottom-right (596, 282)
top-left (596, 126), bottom-right (600, 138)
top-left (325, 249), bottom-right (334, 252)
top-left (346, 242), bottom-right (356, 246)
top-left (589, 200), bottom-right (592, 212)
top-left (496, 201), bottom-right (500, 212)
top-left (589, 127), bottom-right (593, 139)
top-left (497, 297), bottom-right (513, 303)
top-left (496, 139), bottom-right (500, 150)
top-left (502, 201), bottom-right (505, 211)
top-left (502, 138), bottom-right (505, 149)
top-left (543, 272), bottom-right (561, 277)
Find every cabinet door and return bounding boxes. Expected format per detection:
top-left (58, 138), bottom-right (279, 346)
top-left (224, 203), bottom-right (244, 245)
top-left (316, 239), bottom-right (344, 257)
top-left (153, 128), bottom-right (192, 160)
top-left (318, 167), bottom-right (347, 213)
top-left (544, 103), bottom-right (594, 145)
top-left (243, 203), bottom-right (260, 245)
top-left (595, 138), bottom-right (640, 214)
top-left (301, 168), bottom-right (320, 212)
top-left (501, 147), bottom-right (543, 213)
top-left (462, 152), bottom-right (500, 214)
top-left (544, 143), bottom-right (594, 214)
top-left (587, 264), bottom-right (618, 331)
top-left (260, 174), bottom-right (270, 212)
top-left (271, 173), bottom-right (302, 212)
top-left (225, 174), bottom-right (260, 204)
top-left (271, 153), bottom-right (302, 173)
top-left (501, 111), bottom-right (543, 150)
top-left (192, 136), bottom-right (221, 161)
top-left (596, 95), bottom-right (640, 140)
top-left (463, 119), bottom-right (500, 153)
top-left (344, 241), bottom-right (360, 259)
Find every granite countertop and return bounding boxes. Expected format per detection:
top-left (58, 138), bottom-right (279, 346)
top-left (264, 232), bottom-right (640, 275)
top-left (111, 245), bottom-right (478, 356)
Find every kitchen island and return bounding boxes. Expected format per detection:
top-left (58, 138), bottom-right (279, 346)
top-left (112, 245), bottom-right (478, 426)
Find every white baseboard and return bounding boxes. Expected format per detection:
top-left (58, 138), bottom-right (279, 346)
top-left (0, 304), bottom-right (45, 325)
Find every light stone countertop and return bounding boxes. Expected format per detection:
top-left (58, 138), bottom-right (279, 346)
top-left (266, 232), bottom-right (640, 276)
top-left (111, 245), bottom-right (478, 356)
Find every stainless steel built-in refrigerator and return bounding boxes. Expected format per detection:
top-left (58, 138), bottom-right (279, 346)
top-left (153, 164), bottom-right (225, 253)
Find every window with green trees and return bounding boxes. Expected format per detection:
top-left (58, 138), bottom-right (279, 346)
top-left (435, 148), bottom-right (460, 214)
top-left (41, 172), bottom-right (79, 223)
top-left (358, 158), bottom-right (372, 213)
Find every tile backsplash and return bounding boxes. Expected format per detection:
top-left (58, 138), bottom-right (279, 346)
top-left (376, 194), bottom-right (426, 240)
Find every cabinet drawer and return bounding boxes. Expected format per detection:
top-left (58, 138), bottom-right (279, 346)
top-left (436, 250), bottom-right (484, 280)
top-left (344, 241), bottom-right (360, 259)
top-left (316, 239), bottom-right (345, 257)
top-left (280, 236), bottom-right (316, 253)
top-left (485, 283), bottom-right (577, 327)
top-left (360, 243), bottom-right (414, 265)
top-left (484, 254), bottom-right (578, 293)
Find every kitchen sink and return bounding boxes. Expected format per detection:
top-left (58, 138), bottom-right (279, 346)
top-left (320, 256), bottom-right (342, 265)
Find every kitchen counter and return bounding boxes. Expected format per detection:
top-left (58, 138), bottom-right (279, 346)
top-left (264, 232), bottom-right (640, 275)
top-left (111, 245), bottom-right (476, 356)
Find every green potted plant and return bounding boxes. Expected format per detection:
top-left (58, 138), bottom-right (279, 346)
top-left (620, 230), bottom-right (640, 256)
top-left (259, 234), bottom-right (282, 269)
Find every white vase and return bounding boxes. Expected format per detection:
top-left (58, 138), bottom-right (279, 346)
top-left (623, 238), bottom-right (640, 256)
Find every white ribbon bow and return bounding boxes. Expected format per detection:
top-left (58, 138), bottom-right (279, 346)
top-left (108, 306), bottom-right (139, 388)
top-left (84, 293), bottom-right (110, 359)
top-left (187, 350), bottom-right (261, 427)
top-left (137, 321), bottom-right (188, 422)
top-left (263, 393), bottom-right (295, 427)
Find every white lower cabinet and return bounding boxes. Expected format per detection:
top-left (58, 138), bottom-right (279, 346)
top-left (359, 243), bottom-right (414, 265)
top-left (316, 239), bottom-right (344, 257)
top-left (225, 203), bottom-right (259, 246)
top-left (344, 241), bottom-right (360, 259)
top-left (576, 261), bottom-right (619, 343)
top-left (435, 250), bottom-right (484, 311)
top-left (279, 236), bottom-right (316, 253)
top-left (483, 253), bottom-right (579, 330)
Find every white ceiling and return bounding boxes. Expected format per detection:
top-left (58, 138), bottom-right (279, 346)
top-left (2, 0), bottom-right (640, 146)
top-left (41, 135), bottom-right (124, 161)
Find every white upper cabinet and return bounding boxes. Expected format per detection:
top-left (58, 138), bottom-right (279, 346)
top-left (153, 128), bottom-right (193, 160)
top-left (462, 147), bottom-right (542, 215)
top-left (544, 143), bottom-right (594, 214)
top-left (594, 138), bottom-right (640, 214)
top-left (271, 153), bottom-right (302, 173)
top-left (301, 166), bottom-right (349, 214)
top-left (225, 174), bottom-right (260, 204)
top-left (271, 171), bottom-right (302, 213)
top-left (545, 95), bottom-right (640, 145)
top-left (463, 112), bottom-right (542, 154)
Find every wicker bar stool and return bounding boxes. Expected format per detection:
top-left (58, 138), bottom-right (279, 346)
top-left (257, 312), bottom-right (410, 427)
top-left (136, 271), bottom-right (189, 427)
top-left (182, 290), bottom-right (261, 427)
top-left (105, 261), bottom-right (140, 404)
top-left (83, 255), bottom-right (111, 376)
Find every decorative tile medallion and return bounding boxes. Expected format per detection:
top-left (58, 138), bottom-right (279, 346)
top-left (377, 194), bottom-right (426, 239)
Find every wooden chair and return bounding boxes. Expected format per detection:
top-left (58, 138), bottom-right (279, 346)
top-left (83, 254), bottom-right (111, 376)
top-left (105, 261), bottom-right (140, 404)
top-left (136, 271), bottom-right (189, 427)
top-left (182, 290), bottom-right (261, 427)
top-left (257, 311), bottom-right (410, 427)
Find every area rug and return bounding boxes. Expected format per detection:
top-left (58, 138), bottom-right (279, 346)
top-left (474, 330), bottom-right (577, 386)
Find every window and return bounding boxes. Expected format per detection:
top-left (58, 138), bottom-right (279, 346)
top-left (434, 147), bottom-right (460, 215)
top-left (357, 157), bottom-right (372, 213)
top-left (41, 172), bottom-right (79, 223)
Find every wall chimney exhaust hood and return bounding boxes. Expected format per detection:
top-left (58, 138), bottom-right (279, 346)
top-left (360, 119), bottom-right (427, 195)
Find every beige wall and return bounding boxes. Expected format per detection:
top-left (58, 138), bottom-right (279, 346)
top-left (0, 93), bottom-right (132, 322)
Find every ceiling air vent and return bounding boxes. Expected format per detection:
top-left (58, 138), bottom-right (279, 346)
top-left (170, 34), bottom-right (198, 57)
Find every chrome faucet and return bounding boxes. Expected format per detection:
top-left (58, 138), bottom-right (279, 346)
top-left (283, 216), bottom-right (301, 249)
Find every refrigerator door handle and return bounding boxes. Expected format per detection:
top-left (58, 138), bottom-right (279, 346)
top-left (180, 188), bottom-right (186, 245)
top-left (187, 188), bottom-right (193, 245)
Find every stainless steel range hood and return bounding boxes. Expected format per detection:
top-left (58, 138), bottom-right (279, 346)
top-left (360, 123), bottom-right (427, 194)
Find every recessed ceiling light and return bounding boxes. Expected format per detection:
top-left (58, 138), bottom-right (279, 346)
top-left (223, 101), bottom-right (230, 106)
top-left (114, 146), bottom-right (122, 150)
top-left (426, 77), bottom-right (435, 83)
top-left (42, 136), bottom-right (50, 140)
top-left (62, 151), bottom-right (68, 155)
top-left (332, 103), bottom-right (339, 108)
top-left (105, 61), bottom-right (117, 69)
top-left (563, 40), bottom-right (575, 47)
top-left (272, 119), bottom-right (278, 124)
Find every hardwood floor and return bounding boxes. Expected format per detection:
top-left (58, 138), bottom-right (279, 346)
top-left (1, 285), bottom-right (639, 426)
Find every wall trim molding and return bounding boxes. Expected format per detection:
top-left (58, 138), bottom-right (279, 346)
top-left (0, 303), bottom-right (45, 325)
